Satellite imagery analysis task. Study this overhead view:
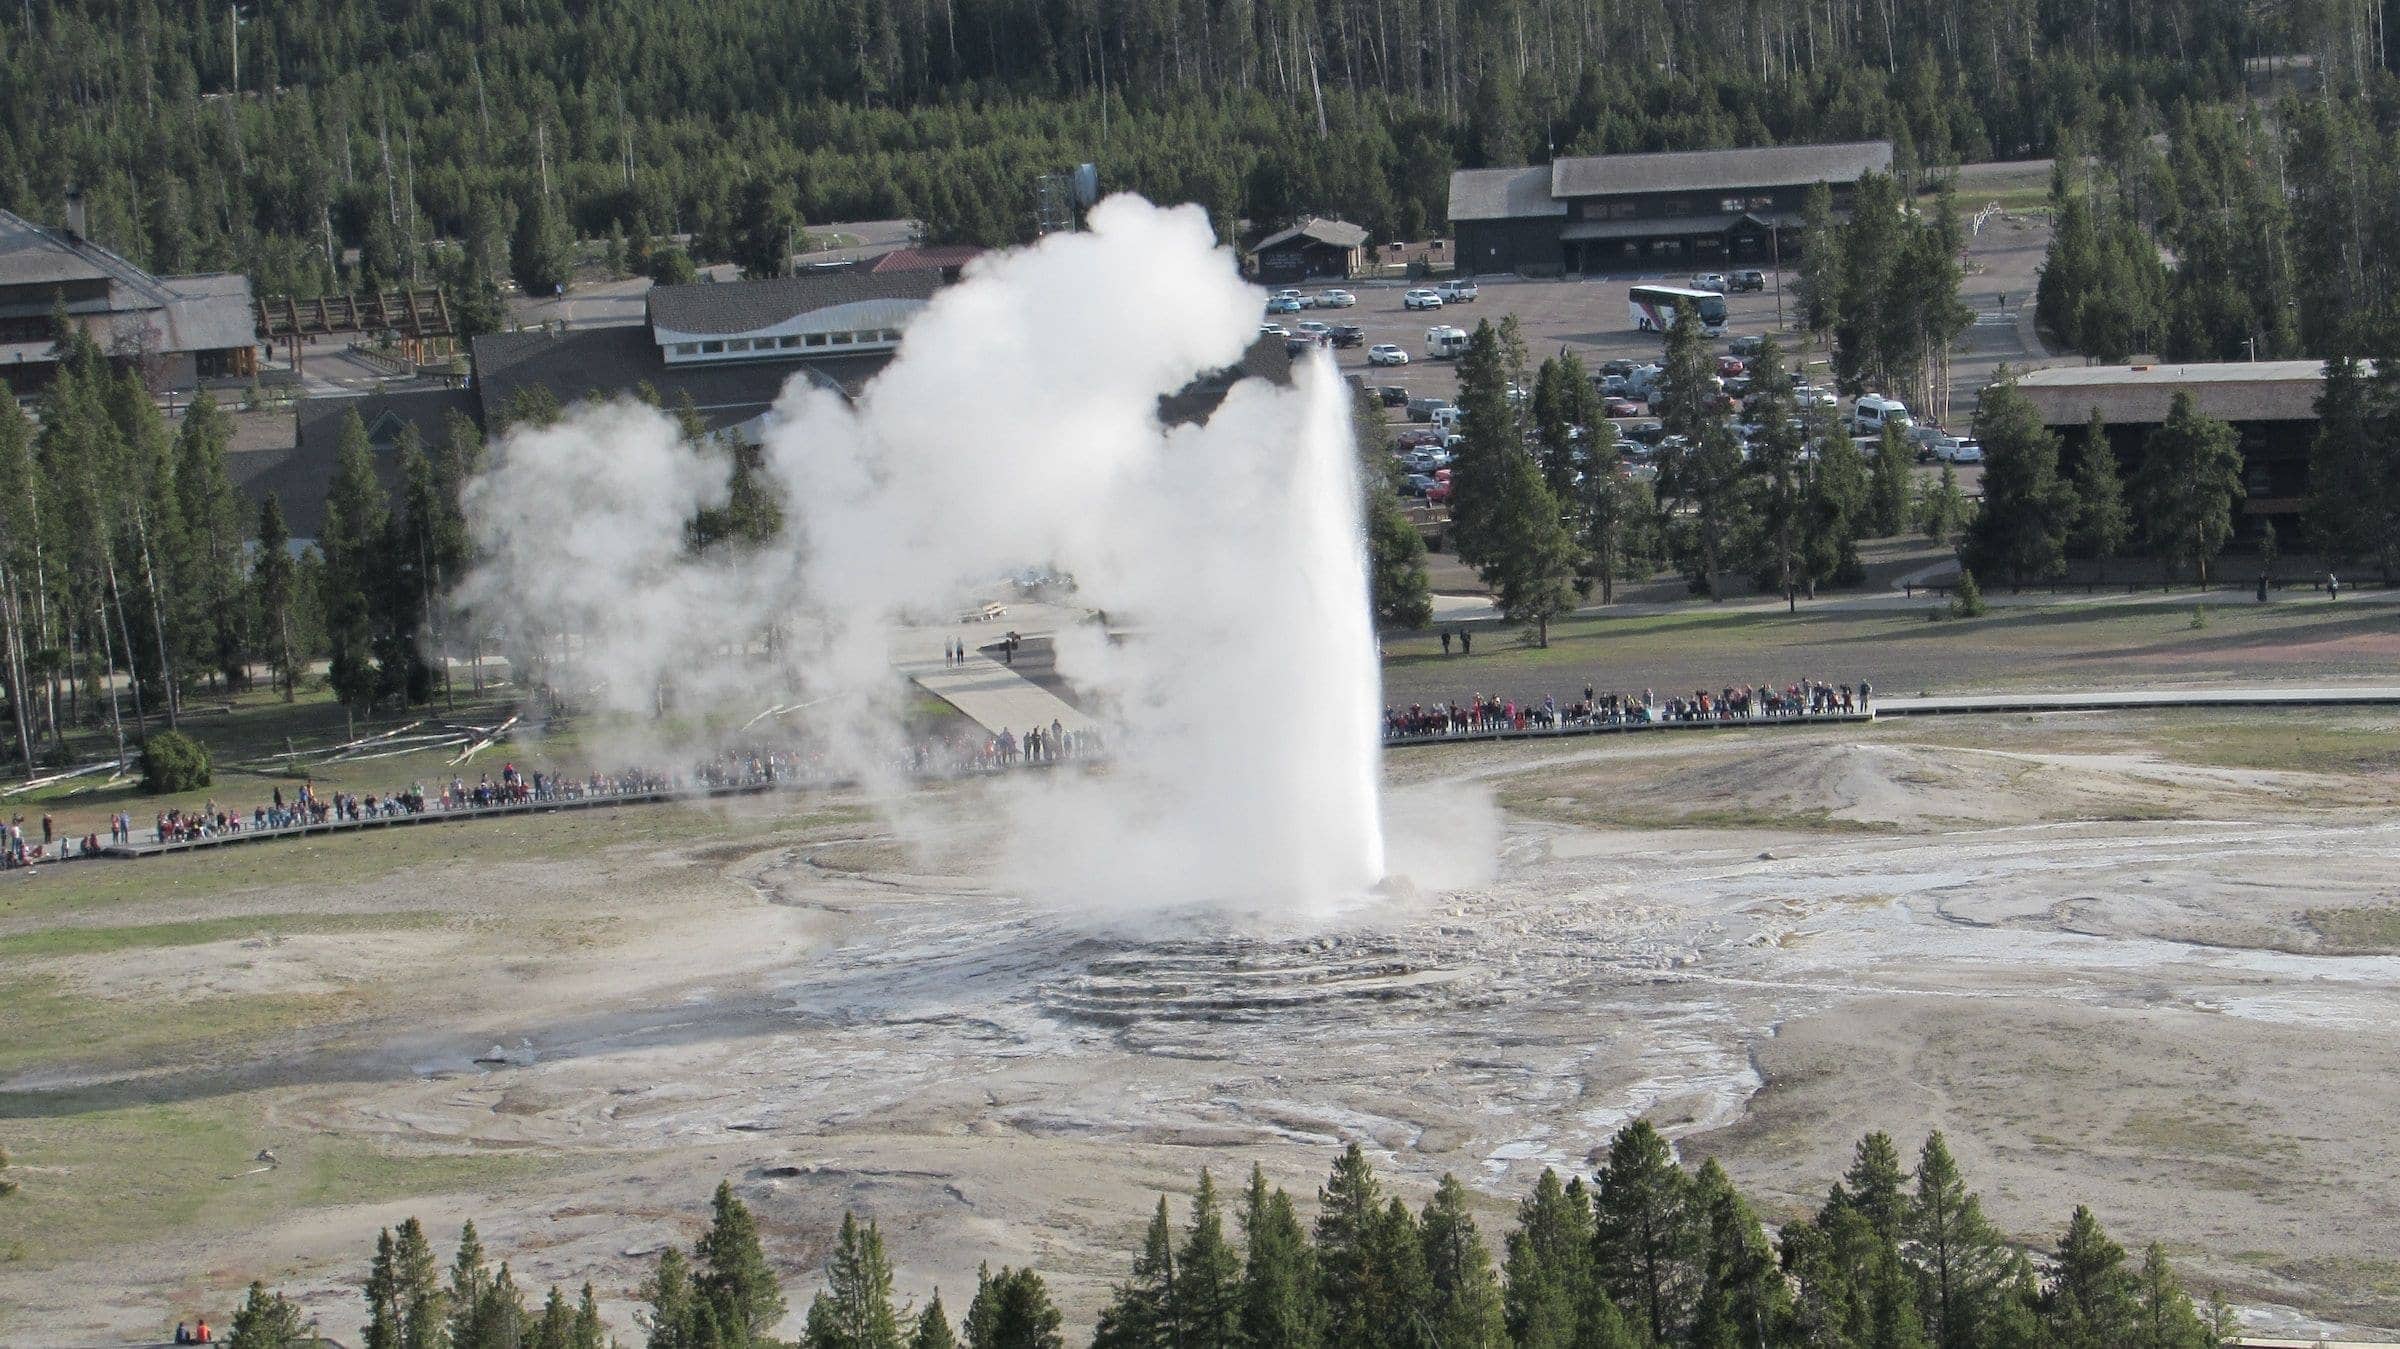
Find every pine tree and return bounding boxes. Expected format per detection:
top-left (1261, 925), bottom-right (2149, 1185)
top-left (1091, 1197), bottom-right (1177, 1348)
top-left (1479, 446), bottom-right (1580, 647)
top-left (2133, 391), bottom-right (2245, 584)
top-left (1239, 1165), bottom-right (1321, 1348)
top-left (171, 392), bottom-right (249, 687)
top-left (1576, 415), bottom-right (1639, 604)
top-left (805, 1211), bottom-right (900, 1349)
top-left (1792, 183), bottom-right (1842, 348)
top-left (1966, 368), bottom-right (2072, 587)
top-left (644, 1246), bottom-right (697, 1349)
top-left (1782, 1202), bottom-right (1929, 1349)
top-left (2043, 1206), bottom-right (2140, 1349)
top-left (1502, 1170), bottom-right (1606, 1349)
top-left (2305, 353), bottom-right (2377, 567)
top-left (320, 410), bottom-right (387, 723)
top-left (962, 1266), bottom-right (1063, 1349)
top-left (533, 1286), bottom-right (577, 1349)
top-left (1904, 1132), bottom-right (2015, 1349)
top-left (445, 1221), bottom-right (495, 1349)
top-left (1418, 1174), bottom-right (1506, 1348)
top-left (2071, 408), bottom-right (2131, 578)
top-left (227, 1280), bottom-right (309, 1348)
top-left (1924, 463), bottom-right (1969, 545)
top-left (512, 184), bottom-right (575, 296)
top-left (1687, 1158), bottom-right (1790, 1349)
top-left (1838, 1133), bottom-right (1910, 1243)
top-left (1806, 412), bottom-right (1872, 589)
top-left (1168, 1170), bottom-right (1243, 1348)
top-left (1591, 1121), bottom-right (1699, 1346)
top-left (365, 1227), bottom-right (404, 1349)
top-left (1870, 424), bottom-right (1915, 537)
top-left (393, 1217), bottom-right (445, 1349)
top-left (573, 1284), bottom-right (608, 1349)
top-left (1354, 388), bottom-right (1433, 629)
top-left (2134, 1243), bottom-right (2214, 1349)
top-left (1448, 320), bottom-right (1517, 569)
top-left (909, 1292), bottom-right (957, 1349)
top-left (697, 1180), bottom-right (787, 1343)
top-left (1313, 1142), bottom-right (1392, 1347)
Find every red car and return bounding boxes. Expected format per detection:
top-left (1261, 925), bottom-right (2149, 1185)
top-left (1604, 397), bottom-right (1642, 417)
top-left (1427, 480), bottom-right (1453, 504)
top-left (1717, 356), bottom-right (1747, 378)
top-left (1395, 427), bottom-right (1444, 448)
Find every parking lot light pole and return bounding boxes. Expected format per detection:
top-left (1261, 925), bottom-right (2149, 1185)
top-left (1771, 223), bottom-right (1784, 330)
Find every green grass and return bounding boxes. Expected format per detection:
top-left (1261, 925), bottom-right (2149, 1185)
top-left (0, 910), bottom-right (441, 960)
top-left (0, 1089), bottom-right (576, 1268)
top-left (0, 972), bottom-right (361, 1077)
top-left (2305, 906), bottom-right (2400, 953)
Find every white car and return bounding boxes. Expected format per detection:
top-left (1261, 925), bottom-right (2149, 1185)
top-left (1315, 289), bottom-right (1356, 308)
top-left (1404, 288), bottom-right (1445, 310)
top-left (1948, 439), bottom-right (1984, 464)
top-left (1691, 273), bottom-right (1729, 293)
top-left (1368, 343), bottom-right (1409, 366)
top-left (1259, 323), bottom-right (1291, 338)
top-left (1296, 319), bottom-right (1332, 338)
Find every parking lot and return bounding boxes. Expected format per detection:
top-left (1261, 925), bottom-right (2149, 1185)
top-left (1295, 201), bottom-right (2055, 499)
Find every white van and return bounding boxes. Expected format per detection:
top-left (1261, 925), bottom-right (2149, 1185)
top-left (1425, 325), bottom-right (1470, 360)
top-left (1851, 395), bottom-right (1913, 438)
top-left (1432, 405), bottom-right (1465, 431)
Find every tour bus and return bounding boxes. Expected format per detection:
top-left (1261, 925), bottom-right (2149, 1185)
top-left (1424, 325), bottom-right (1470, 360)
top-left (1629, 284), bottom-right (1728, 337)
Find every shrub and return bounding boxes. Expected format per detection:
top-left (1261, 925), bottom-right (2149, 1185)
top-left (1949, 569), bottom-right (1988, 619)
top-left (2190, 605), bottom-right (2208, 629)
top-left (140, 729), bottom-right (211, 793)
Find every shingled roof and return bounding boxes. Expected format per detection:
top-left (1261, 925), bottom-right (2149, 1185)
top-left (1446, 166), bottom-right (1567, 223)
top-left (1250, 217), bottom-right (1370, 253)
top-left (1549, 141), bottom-right (1892, 199)
top-left (646, 271), bottom-right (942, 336)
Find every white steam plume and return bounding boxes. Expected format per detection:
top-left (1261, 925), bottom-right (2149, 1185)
top-left (459, 195), bottom-right (1385, 918)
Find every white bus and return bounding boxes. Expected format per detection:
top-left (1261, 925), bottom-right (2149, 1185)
top-left (1629, 284), bottom-right (1727, 337)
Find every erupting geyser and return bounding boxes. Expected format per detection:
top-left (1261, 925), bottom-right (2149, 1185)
top-left (460, 196), bottom-right (1387, 918)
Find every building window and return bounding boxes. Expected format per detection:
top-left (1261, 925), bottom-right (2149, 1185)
top-left (830, 332), bottom-right (854, 346)
top-left (879, 328), bottom-right (902, 342)
top-left (779, 335), bottom-right (801, 348)
top-left (1720, 197), bottom-right (1747, 214)
top-left (673, 342), bottom-right (699, 356)
top-left (727, 338), bottom-right (752, 352)
top-left (1661, 200), bottom-right (1690, 217)
top-left (701, 340), bottom-right (725, 354)
top-left (805, 333), bottom-right (828, 347)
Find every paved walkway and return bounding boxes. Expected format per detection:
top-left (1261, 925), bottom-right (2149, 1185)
top-left (1877, 687), bottom-right (2400, 716)
top-left (893, 601), bottom-right (1100, 738)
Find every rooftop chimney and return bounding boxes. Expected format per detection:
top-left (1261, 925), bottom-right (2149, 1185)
top-left (63, 189), bottom-right (86, 241)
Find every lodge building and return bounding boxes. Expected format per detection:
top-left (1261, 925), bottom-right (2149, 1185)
top-left (0, 201), bottom-right (258, 396)
top-left (1447, 141), bottom-right (1893, 277)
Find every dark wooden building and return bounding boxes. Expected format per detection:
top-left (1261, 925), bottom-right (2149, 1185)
top-left (2017, 361), bottom-right (2336, 535)
top-left (1449, 141), bottom-right (1892, 276)
top-left (1248, 218), bottom-right (1369, 282)
top-left (0, 203), bottom-right (257, 395)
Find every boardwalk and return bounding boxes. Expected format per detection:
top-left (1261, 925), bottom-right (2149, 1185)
top-left (894, 604), bottom-right (1099, 738)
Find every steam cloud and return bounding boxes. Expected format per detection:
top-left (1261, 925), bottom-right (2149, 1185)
top-left (458, 196), bottom-right (1386, 918)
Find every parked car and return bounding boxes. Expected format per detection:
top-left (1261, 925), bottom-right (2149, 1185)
top-left (1851, 394), bottom-right (1914, 438)
top-left (1437, 279), bottom-right (1479, 303)
top-left (1396, 426), bottom-right (1444, 448)
top-left (1690, 273), bottom-right (1729, 293)
top-left (1604, 397), bottom-right (1642, 417)
top-left (1598, 358), bottom-right (1637, 378)
top-left (1369, 343), bottom-right (1410, 366)
top-left (1329, 324), bottom-right (1366, 348)
top-left (1266, 295), bottom-right (1302, 314)
top-left (1404, 288), bottom-right (1445, 310)
top-left (1296, 319), bottom-right (1332, 338)
top-left (1404, 473), bottom-right (1437, 497)
top-left (1258, 323), bottom-right (1291, 338)
top-left (1426, 479), bottom-right (1453, 504)
top-left (1948, 439), bottom-right (1984, 464)
top-left (1717, 355), bottom-right (1747, 378)
top-left (1376, 385), bottom-right (1410, 407)
top-left (1620, 419), bottom-right (1667, 446)
top-left (1432, 405), bottom-right (1465, 431)
top-left (1727, 334), bottom-right (1766, 358)
top-left (1730, 269), bottom-right (1767, 293)
top-left (1315, 288), bottom-right (1357, 308)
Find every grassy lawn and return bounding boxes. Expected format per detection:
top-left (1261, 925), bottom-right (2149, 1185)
top-left (0, 972), bottom-right (365, 1078)
top-left (0, 910), bottom-right (443, 961)
top-left (0, 1087), bottom-right (578, 1268)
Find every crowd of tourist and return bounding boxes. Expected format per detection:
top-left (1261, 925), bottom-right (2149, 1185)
top-left (0, 721), bottom-right (1111, 865)
top-left (1384, 678), bottom-right (1872, 740)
